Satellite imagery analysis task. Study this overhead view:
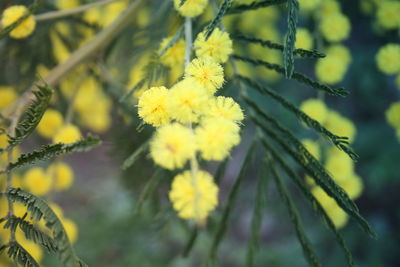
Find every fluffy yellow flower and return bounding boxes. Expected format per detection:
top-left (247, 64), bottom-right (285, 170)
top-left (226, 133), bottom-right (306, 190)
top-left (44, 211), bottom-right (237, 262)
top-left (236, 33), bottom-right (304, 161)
top-left (173, 0), bottom-right (208, 18)
top-left (18, 238), bottom-right (43, 262)
top-left (385, 101), bottom-right (400, 128)
top-left (315, 56), bottom-right (347, 84)
top-left (23, 168), bottom-right (52, 196)
top-left (325, 153), bottom-right (354, 182)
top-left (319, 0), bottom-right (341, 16)
top-left (326, 45), bottom-right (352, 66)
top-left (185, 57), bottom-right (224, 95)
top-left (299, 98), bottom-right (328, 124)
top-left (159, 38), bottom-right (186, 68)
top-left (301, 139), bottom-right (320, 160)
top-left (168, 79), bottom-right (209, 123)
top-left (37, 109), bottom-right (64, 138)
top-left (150, 123), bottom-right (196, 170)
top-left (328, 205), bottom-right (349, 229)
top-left (295, 28), bottom-right (313, 50)
top-left (338, 174), bottom-right (363, 200)
top-left (0, 86), bottom-right (17, 109)
top-left (62, 217), bottom-right (78, 243)
top-left (47, 162), bottom-right (74, 191)
top-left (311, 186), bottom-right (336, 209)
top-left (319, 13), bottom-right (350, 42)
top-left (376, 44), bottom-right (400, 75)
top-left (376, 1), bottom-right (400, 30)
top-left (53, 124), bottom-right (81, 144)
top-left (169, 170), bottom-right (218, 223)
top-left (324, 111), bottom-right (356, 143)
top-left (298, 0), bottom-right (321, 12)
top-left (206, 96), bottom-right (244, 123)
top-left (194, 28), bottom-right (233, 63)
top-left (138, 86), bottom-right (171, 127)
top-left (1, 5), bottom-right (36, 39)
top-left (196, 118), bottom-right (240, 161)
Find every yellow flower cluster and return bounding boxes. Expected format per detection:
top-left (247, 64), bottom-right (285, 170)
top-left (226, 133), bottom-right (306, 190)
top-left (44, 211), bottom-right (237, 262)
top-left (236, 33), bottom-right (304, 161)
top-left (295, 28), bottom-right (313, 50)
top-left (376, 43), bottom-right (400, 75)
top-left (137, 29), bottom-right (239, 223)
top-left (385, 101), bottom-right (400, 141)
top-left (319, 12), bottom-right (350, 43)
top-left (376, 1), bottom-right (400, 30)
top-left (1, 5), bottom-right (36, 39)
top-left (0, 86), bottom-right (17, 109)
top-left (316, 45), bottom-right (352, 85)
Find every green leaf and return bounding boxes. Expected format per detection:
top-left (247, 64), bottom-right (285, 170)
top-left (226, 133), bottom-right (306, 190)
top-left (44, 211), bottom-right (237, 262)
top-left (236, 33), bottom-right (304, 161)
top-left (208, 143), bottom-right (256, 261)
top-left (246, 104), bottom-right (376, 237)
top-left (260, 138), bottom-right (355, 267)
top-left (6, 134), bottom-right (101, 172)
top-left (0, 84), bottom-right (52, 154)
top-left (205, 0), bottom-right (233, 40)
top-left (6, 241), bottom-right (40, 267)
top-left (283, 0), bottom-right (299, 78)
top-left (232, 33), bottom-right (325, 58)
top-left (238, 76), bottom-right (358, 160)
top-left (245, 162), bottom-right (268, 267)
top-left (122, 140), bottom-right (150, 170)
top-left (233, 55), bottom-right (349, 96)
top-left (268, 160), bottom-right (321, 267)
top-left (6, 188), bottom-right (88, 267)
top-left (227, 0), bottom-right (287, 15)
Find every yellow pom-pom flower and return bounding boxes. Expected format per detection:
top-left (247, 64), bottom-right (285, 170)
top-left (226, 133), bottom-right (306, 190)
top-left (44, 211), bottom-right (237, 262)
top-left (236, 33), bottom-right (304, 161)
top-left (53, 124), bottom-right (82, 144)
top-left (315, 56), bottom-right (347, 84)
top-left (338, 174), bottom-right (364, 200)
top-left (0, 86), bottom-right (17, 109)
top-left (23, 168), bottom-right (52, 196)
top-left (159, 38), bottom-right (186, 68)
top-left (185, 57), bottom-right (224, 95)
top-left (169, 170), bottom-right (218, 223)
top-left (319, 13), bottom-right (350, 43)
top-left (295, 28), bottom-right (313, 50)
top-left (324, 110), bottom-right (356, 143)
top-left (206, 96), bottom-right (244, 123)
top-left (173, 0), bottom-right (208, 18)
top-left (47, 162), bottom-right (74, 191)
top-left (196, 118), bottom-right (240, 161)
top-left (301, 139), bottom-right (320, 160)
top-left (138, 86), bottom-right (171, 127)
top-left (168, 79), bottom-right (209, 123)
top-left (194, 28), bottom-right (233, 63)
top-left (150, 123), bottom-right (196, 170)
top-left (1, 5), bottom-right (36, 39)
top-left (376, 1), bottom-right (400, 30)
top-left (326, 45), bottom-right (352, 66)
top-left (328, 205), bottom-right (349, 229)
top-left (62, 217), bottom-right (78, 243)
top-left (299, 98), bottom-right (328, 124)
top-left (376, 44), bottom-right (400, 75)
top-left (319, 0), bottom-right (341, 16)
top-left (325, 153), bottom-right (354, 182)
top-left (37, 109), bottom-right (64, 138)
top-left (385, 101), bottom-right (400, 129)
top-left (311, 186), bottom-right (336, 209)
top-left (298, 0), bottom-right (321, 12)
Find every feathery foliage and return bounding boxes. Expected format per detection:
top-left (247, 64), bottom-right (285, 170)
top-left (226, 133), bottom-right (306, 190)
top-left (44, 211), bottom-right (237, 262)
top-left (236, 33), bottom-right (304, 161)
top-left (5, 135), bottom-right (101, 172)
top-left (227, 0), bottom-right (287, 15)
top-left (208, 143), bottom-right (256, 261)
top-left (233, 55), bottom-right (349, 96)
top-left (283, 0), bottom-right (299, 78)
top-left (260, 138), bottom-right (355, 267)
top-left (238, 75), bottom-right (358, 160)
top-left (5, 241), bottom-right (40, 267)
top-left (205, 0), bottom-right (233, 39)
top-left (6, 188), bottom-right (88, 267)
top-left (269, 159), bottom-right (322, 267)
top-left (0, 84), bottom-right (52, 154)
top-left (232, 33), bottom-right (325, 58)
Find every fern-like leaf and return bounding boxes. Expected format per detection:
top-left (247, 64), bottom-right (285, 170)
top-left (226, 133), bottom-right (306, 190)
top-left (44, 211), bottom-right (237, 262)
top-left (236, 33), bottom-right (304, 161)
top-left (233, 55), bottom-right (349, 96)
top-left (0, 84), bottom-right (52, 154)
top-left (284, 0), bottom-right (299, 78)
top-left (208, 143), bottom-right (256, 260)
top-left (261, 139), bottom-right (355, 267)
top-left (6, 134), bottom-right (101, 172)
top-left (227, 0), bottom-right (287, 15)
top-left (205, 0), bottom-right (233, 39)
top-left (6, 241), bottom-right (40, 267)
top-left (269, 161), bottom-right (321, 267)
top-left (238, 76), bottom-right (358, 160)
top-left (6, 188), bottom-right (88, 267)
top-left (232, 33), bottom-right (325, 58)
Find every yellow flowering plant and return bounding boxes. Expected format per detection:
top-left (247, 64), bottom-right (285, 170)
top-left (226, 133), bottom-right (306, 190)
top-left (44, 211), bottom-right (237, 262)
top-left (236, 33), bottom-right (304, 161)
top-left (0, 0), bottom-right (388, 266)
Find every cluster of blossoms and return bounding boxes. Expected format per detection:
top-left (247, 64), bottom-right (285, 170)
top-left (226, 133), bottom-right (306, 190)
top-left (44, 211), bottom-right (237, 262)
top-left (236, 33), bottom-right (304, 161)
top-left (300, 98), bottom-right (362, 228)
top-left (136, 0), bottom-right (241, 224)
top-left (1, 5), bottom-right (36, 39)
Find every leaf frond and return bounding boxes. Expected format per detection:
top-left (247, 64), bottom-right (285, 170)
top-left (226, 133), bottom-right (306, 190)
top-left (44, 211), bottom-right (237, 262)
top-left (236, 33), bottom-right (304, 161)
top-left (283, 0), bottom-right (299, 78)
top-left (205, 0), bottom-right (233, 39)
top-left (227, 0), bottom-right (287, 15)
top-left (6, 241), bottom-right (40, 267)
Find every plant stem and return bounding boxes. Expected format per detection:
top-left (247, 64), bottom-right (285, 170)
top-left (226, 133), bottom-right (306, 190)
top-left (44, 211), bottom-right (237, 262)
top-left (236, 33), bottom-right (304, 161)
top-left (35, 0), bottom-right (120, 21)
top-left (184, 18), bottom-right (192, 68)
